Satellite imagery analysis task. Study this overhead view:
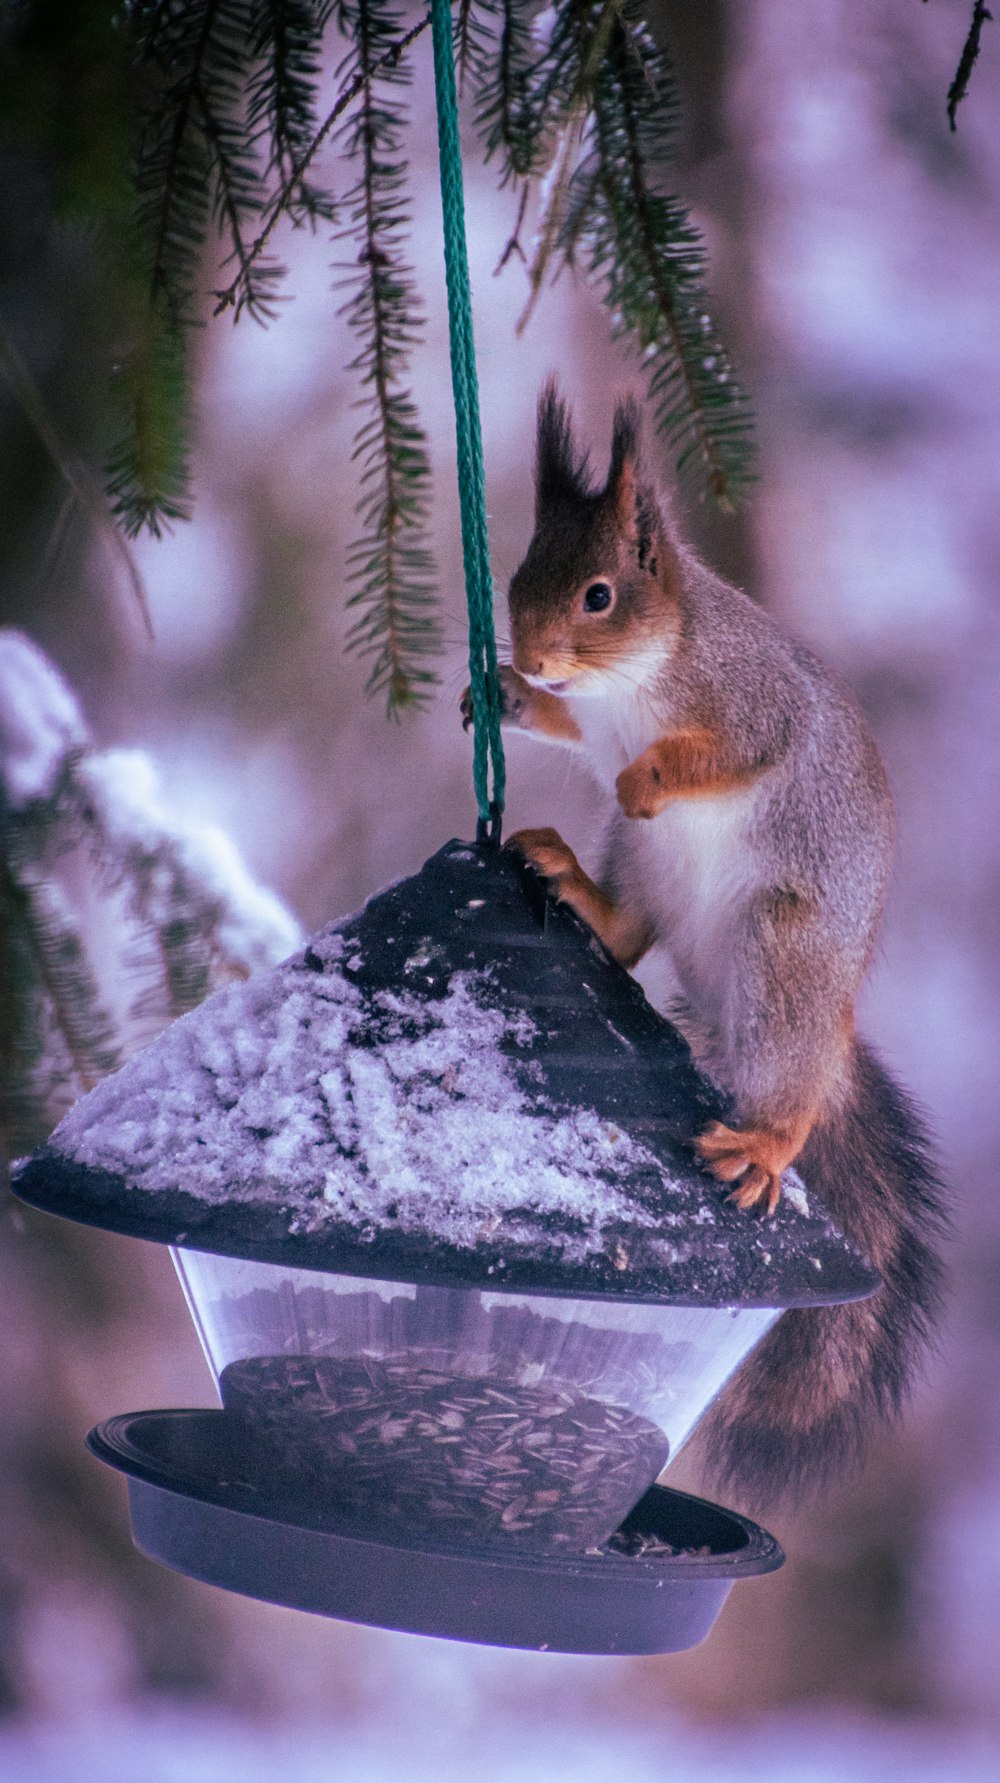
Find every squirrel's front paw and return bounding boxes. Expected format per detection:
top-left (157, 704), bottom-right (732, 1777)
top-left (460, 665), bottom-right (530, 733)
top-left (616, 749), bottom-right (671, 820)
top-left (506, 827), bottom-right (584, 898)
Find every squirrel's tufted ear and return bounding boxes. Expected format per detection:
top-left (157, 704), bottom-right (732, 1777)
top-left (535, 380), bottom-right (593, 517)
top-left (605, 398), bottom-right (660, 573)
top-left (607, 397), bottom-right (641, 496)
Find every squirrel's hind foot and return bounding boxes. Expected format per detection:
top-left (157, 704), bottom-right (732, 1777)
top-left (693, 1119), bottom-right (810, 1218)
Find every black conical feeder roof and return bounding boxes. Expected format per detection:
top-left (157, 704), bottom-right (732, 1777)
top-left (14, 837), bottom-right (878, 1308)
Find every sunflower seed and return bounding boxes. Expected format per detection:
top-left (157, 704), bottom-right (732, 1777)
top-left (221, 1350), bottom-right (669, 1554)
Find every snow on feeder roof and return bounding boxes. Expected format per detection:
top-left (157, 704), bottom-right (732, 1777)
top-left (15, 837), bottom-right (879, 1311)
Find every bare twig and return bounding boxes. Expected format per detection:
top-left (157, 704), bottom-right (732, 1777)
top-left (947, 1), bottom-right (992, 131)
top-left (514, 0), bottom-right (617, 334)
top-left (493, 179), bottom-right (530, 272)
top-left (0, 318), bottom-right (153, 637)
top-left (515, 107), bottom-right (587, 332)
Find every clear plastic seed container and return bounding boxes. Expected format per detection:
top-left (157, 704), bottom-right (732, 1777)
top-left (172, 1250), bottom-right (779, 1554)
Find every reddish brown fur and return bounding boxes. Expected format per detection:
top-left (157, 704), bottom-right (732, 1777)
top-left (615, 726), bottom-right (765, 820)
top-left (693, 1116), bottom-right (815, 1216)
top-left (506, 828), bottom-right (654, 969)
top-left (463, 679), bottom-right (583, 745)
top-left (695, 1041), bottom-right (946, 1509)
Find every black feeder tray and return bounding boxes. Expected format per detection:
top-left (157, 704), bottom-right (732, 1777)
top-left (14, 838), bottom-right (879, 1654)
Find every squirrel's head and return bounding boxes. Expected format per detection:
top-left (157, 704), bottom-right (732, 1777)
top-left (507, 381), bottom-right (679, 695)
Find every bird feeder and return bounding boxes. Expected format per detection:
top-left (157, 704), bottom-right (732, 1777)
top-left (12, 3), bottom-right (879, 1657)
top-left (14, 836), bottom-right (879, 1654)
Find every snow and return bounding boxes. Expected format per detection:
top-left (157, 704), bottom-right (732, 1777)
top-left (0, 1705), bottom-right (995, 1783)
top-left (783, 1177), bottom-right (809, 1217)
top-left (0, 630), bottom-right (88, 809)
top-left (53, 953), bottom-right (669, 1262)
top-left (531, 7), bottom-right (558, 51)
top-left (78, 748), bottom-right (301, 973)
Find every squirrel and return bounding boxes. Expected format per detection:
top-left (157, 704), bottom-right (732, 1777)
top-left (462, 382), bottom-right (947, 1508)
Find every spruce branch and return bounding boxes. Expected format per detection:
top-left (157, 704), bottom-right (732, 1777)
top-left (213, 8), bottom-right (431, 318)
top-left (2, 773), bottom-right (122, 1118)
top-left (469, 0), bottom-right (541, 179)
top-left (493, 178), bottom-right (530, 271)
top-left (105, 316), bottom-right (194, 538)
top-left (247, 1), bottom-right (337, 223)
top-left (0, 0), bottom-right (159, 615)
top-left (9, 860), bottom-right (123, 1099)
top-left (136, 0), bottom-right (231, 326)
top-left (77, 751), bottom-right (298, 1018)
top-left (334, 0), bottom-right (440, 714)
top-left (195, 77), bottom-right (271, 318)
top-left (471, 0), bottom-right (617, 330)
top-left (0, 633), bottom-right (301, 1151)
top-left (4, 0), bottom-right (757, 692)
top-left (0, 853), bottom-right (55, 1162)
top-left (553, 5), bottom-right (752, 505)
top-left (468, 1), bottom-right (752, 505)
top-left (578, 11), bottom-right (753, 504)
top-left (112, 0), bottom-right (265, 534)
top-left (455, 0), bottom-right (481, 92)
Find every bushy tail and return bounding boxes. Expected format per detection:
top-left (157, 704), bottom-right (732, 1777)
top-left (696, 1040), bottom-right (948, 1512)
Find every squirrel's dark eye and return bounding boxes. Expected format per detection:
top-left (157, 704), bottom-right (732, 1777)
top-left (583, 581), bottom-right (614, 614)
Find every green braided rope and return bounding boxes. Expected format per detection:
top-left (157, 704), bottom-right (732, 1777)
top-left (430, 0), bottom-right (505, 839)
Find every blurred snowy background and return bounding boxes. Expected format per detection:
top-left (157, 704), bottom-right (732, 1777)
top-left (2, 0), bottom-right (999, 1776)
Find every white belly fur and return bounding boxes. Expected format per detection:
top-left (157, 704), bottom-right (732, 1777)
top-left (631, 790), bottom-right (761, 1015)
top-left (568, 685), bottom-right (760, 1022)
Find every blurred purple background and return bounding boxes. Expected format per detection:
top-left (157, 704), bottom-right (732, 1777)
top-left (2, 1), bottom-right (999, 1774)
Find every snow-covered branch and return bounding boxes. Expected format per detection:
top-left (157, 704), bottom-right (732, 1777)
top-left (1, 631), bottom-right (301, 1162)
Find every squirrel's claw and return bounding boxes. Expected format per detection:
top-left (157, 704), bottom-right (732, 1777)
top-left (505, 826), bottom-right (580, 892)
top-left (727, 1167), bottom-right (782, 1218)
top-left (693, 1120), bottom-right (788, 1218)
top-left (460, 668), bottom-right (520, 733)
